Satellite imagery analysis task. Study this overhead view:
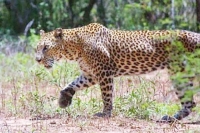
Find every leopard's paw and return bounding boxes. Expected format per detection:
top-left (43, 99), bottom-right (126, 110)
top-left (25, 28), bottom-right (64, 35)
top-left (58, 89), bottom-right (75, 108)
top-left (93, 112), bottom-right (111, 118)
top-left (156, 115), bottom-right (178, 123)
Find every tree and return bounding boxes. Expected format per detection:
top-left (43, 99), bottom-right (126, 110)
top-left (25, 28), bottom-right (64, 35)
top-left (196, 0), bottom-right (200, 31)
top-left (3, 0), bottom-right (39, 34)
top-left (0, 0), bottom-right (198, 34)
top-left (81, 0), bottom-right (97, 25)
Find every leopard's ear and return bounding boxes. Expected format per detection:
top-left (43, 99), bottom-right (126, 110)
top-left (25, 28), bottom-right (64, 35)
top-left (54, 28), bottom-right (63, 39)
top-left (40, 30), bottom-right (45, 36)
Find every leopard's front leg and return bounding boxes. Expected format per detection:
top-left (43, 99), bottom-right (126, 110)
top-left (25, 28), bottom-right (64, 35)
top-left (59, 74), bottom-right (96, 108)
top-left (94, 74), bottom-right (114, 117)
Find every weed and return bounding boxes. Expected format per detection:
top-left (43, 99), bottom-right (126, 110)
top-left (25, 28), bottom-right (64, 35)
top-left (0, 52), bottom-right (187, 119)
top-left (1, 35), bottom-right (200, 132)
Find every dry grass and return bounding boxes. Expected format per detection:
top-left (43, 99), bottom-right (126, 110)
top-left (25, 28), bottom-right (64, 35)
top-left (0, 53), bottom-right (200, 133)
top-left (1, 116), bottom-right (200, 133)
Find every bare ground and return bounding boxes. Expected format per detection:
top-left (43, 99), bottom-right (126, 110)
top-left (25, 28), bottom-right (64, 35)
top-left (1, 70), bottom-right (200, 133)
top-left (1, 115), bottom-right (200, 133)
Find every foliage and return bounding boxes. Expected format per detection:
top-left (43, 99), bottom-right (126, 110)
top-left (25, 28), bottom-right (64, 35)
top-left (0, 52), bottom-right (80, 118)
top-left (0, 52), bottom-right (180, 119)
top-left (0, 0), bottom-right (200, 122)
top-left (0, 0), bottom-right (197, 35)
top-left (114, 79), bottom-right (157, 119)
top-left (168, 40), bottom-right (200, 102)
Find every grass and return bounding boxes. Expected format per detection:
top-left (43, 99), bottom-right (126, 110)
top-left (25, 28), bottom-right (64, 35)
top-left (1, 35), bottom-right (200, 132)
top-left (0, 52), bottom-right (174, 115)
top-left (0, 53), bottom-right (169, 119)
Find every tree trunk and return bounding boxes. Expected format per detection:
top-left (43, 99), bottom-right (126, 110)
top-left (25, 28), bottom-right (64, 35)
top-left (114, 0), bottom-right (121, 28)
top-left (82, 0), bottom-right (97, 25)
top-left (97, 0), bottom-right (107, 26)
top-left (3, 0), bottom-right (38, 34)
top-left (196, 0), bottom-right (200, 31)
top-left (68, 0), bottom-right (75, 27)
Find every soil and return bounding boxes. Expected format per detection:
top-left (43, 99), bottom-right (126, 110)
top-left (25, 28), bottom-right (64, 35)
top-left (1, 116), bottom-right (200, 133)
top-left (1, 70), bottom-right (200, 133)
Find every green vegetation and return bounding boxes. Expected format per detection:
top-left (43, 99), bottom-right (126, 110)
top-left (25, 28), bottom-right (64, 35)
top-left (0, 49), bottom-right (181, 120)
top-left (0, 0), bottom-right (199, 35)
top-left (0, 34), bottom-right (182, 120)
top-left (1, 1), bottom-right (200, 132)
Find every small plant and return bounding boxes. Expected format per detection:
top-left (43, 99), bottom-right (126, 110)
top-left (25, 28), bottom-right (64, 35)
top-left (113, 77), bottom-right (156, 119)
top-left (169, 40), bottom-right (200, 102)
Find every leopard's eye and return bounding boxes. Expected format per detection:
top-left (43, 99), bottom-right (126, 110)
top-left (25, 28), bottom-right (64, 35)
top-left (43, 45), bottom-right (48, 52)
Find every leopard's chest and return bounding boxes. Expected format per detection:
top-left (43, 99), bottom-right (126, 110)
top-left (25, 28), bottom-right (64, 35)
top-left (77, 57), bottom-right (95, 75)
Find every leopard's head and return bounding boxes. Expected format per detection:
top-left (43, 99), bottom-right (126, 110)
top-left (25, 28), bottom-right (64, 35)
top-left (35, 28), bottom-right (64, 68)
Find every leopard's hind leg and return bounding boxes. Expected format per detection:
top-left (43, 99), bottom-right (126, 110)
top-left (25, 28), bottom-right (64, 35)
top-left (161, 56), bottom-right (197, 122)
top-left (161, 77), bottom-right (196, 122)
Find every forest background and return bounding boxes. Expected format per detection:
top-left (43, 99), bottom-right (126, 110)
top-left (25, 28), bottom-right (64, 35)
top-left (1, 0), bottom-right (200, 132)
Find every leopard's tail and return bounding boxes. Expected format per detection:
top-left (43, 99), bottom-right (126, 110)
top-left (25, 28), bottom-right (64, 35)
top-left (178, 30), bottom-right (200, 51)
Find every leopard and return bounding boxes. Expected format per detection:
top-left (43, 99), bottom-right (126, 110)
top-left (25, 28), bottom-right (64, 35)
top-left (35, 23), bottom-right (200, 122)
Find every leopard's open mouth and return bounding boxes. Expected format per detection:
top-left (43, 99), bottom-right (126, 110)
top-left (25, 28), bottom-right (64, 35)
top-left (44, 65), bottom-right (52, 69)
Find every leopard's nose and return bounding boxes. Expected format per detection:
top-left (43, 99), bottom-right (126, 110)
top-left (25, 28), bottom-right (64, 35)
top-left (35, 56), bottom-right (41, 62)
